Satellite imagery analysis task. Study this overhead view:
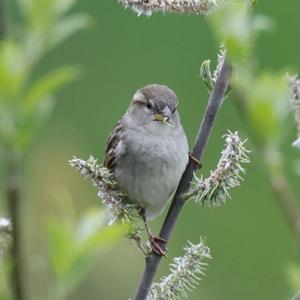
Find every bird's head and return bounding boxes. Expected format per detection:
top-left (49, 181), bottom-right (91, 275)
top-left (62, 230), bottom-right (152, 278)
top-left (127, 84), bottom-right (180, 132)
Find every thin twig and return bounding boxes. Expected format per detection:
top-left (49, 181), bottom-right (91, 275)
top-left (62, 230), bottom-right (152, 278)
top-left (0, 0), bottom-right (6, 40)
top-left (5, 146), bottom-right (25, 300)
top-left (234, 86), bottom-right (300, 252)
top-left (134, 57), bottom-right (231, 300)
top-left (270, 170), bottom-right (300, 249)
top-left (0, 1), bottom-right (25, 299)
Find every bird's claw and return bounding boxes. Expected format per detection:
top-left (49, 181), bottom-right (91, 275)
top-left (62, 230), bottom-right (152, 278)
top-left (189, 152), bottom-right (202, 169)
top-left (149, 235), bottom-right (167, 257)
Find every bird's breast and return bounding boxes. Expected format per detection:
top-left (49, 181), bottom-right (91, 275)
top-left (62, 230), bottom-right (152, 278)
top-left (114, 127), bottom-right (188, 220)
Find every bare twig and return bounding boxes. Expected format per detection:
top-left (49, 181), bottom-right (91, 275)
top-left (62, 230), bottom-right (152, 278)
top-left (270, 169), bottom-right (300, 249)
top-left (5, 146), bottom-right (25, 300)
top-left (0, 0), bottom-right (6, 40)
top-left (234, 76), bottom-right (300, 252)
top-left (0, 1), bottom-right (25, 299)
top-left (134, 57), bottom-right (231, 300)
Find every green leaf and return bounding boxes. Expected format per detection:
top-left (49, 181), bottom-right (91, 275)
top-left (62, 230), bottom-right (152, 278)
top-left (75, 208), bottom-right (127, 255)
top-left (0, 260), bottom-right (10, 300)
top-left (19, 0), bottom-right (57, 31)
top-left (209, 0), bottom-right (272, 63)
top-left (249, 73), bottom-right (289, 141)
top-left (200, 59), bottom-right (214, 93)
top-left (18, 0), bottom-right (81, 34)
top-left (13, 66), bottom-right (80, 149)
top-left (0, 104), bottom-right (17, 144)
top-left (0, 41), bottom-right (27, 101)
top-left (47, 218), bottom-right (76, 277)
top-left (251, 0), bottom-right (257, 7)
top-left (75, 209), bottom-right (107, 242)
top-left (47, 208), bottom-right (125, 299)
top-left (48, 14), bottom-right (92, 50)
top-left (77, 223), bottom-right (126, 256)
top-left (16, 97), bottom-right (55, 149)
top-left (286, 262), bottom-right (300, 291)
top-left (209, 0), bottom-right (250, 62)
top-left (233, 68), bottom-right (289, 145)
top-left (53, 0), bottom-right (78, 16)
top-left (23, 65), bottom-right (80, 113)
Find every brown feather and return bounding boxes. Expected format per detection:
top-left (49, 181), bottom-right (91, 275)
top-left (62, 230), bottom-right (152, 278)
top-left (103, 119), bottom-right (123, 169)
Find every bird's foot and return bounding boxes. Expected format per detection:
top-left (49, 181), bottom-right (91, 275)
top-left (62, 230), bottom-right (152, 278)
top-left (149, 235), bottom-right (167, 257)
top-left (138, 207), bottom-right (168, 256)
top-left (189, 152), bottom-right (202, 169)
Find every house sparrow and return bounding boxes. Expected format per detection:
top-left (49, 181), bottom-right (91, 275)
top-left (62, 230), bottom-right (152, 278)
top-left (104, 84), bottom-right (189, 255)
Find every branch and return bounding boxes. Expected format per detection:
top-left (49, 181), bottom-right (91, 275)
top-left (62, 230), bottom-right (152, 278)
top-left (0, 0), bottom-right (6, 40)
top-left (134, 56), bottom-right (231, 300)
top-left (5, 145), bottom-right (25, 300)
top-left (0, 1), bottom-right (25, 299)
top-left (269, 164), bottom-right (300, 250)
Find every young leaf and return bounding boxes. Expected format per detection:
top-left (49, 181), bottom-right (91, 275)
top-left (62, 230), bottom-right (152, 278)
top-left (47, 208), bottom-right (125, 300)
top-left (200, 59), bottom-right (213, 93)
top-left (48, 14), bottom-right (92, 50)
top-left (238, 72), bottom-right (289, 144)
top-left (209, 0), bottom-right (272, 63)
top-left (16, 97), bottom-right (55, 149)
top-left (23, 65), bottom-right (81, 114)
top-left (0, 41), bottom-right (27, 101)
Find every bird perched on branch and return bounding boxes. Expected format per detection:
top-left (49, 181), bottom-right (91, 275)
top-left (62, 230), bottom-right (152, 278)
top-left (104, 84), bottom-right (189, 255)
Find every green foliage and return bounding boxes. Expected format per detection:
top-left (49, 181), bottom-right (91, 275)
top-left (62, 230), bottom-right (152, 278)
top-left (47, 207), bottom-right (126, 300)
top-left (200, 59), bottom-right (214, 92)
top-left (208, 5), bottom-right (299, 299)
top-left (18, 0), bottom-right (92, 55)
top-left (15, 66), bottom-right (81, 148)
top-left (286, 262), bottom-right (300, 299)
top-left (0, 261), bottom-right (9, 300)
top-left (234, 69), bottom-right (289, 146)
top-left (209, 0), bottom-right (272, 63)
top-left (208, 0), bottom-right (289, 150)
top-left (0, 0), bottom-right (90, 150)
top-left (0, 0), bottom-right (100, 299)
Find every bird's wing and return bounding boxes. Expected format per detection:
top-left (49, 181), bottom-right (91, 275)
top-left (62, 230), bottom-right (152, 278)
top-left (103, 119), bottom-right (123, 169)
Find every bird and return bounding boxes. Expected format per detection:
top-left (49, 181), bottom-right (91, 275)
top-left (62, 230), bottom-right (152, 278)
top-left (104, 84), bottom-right (190, 255)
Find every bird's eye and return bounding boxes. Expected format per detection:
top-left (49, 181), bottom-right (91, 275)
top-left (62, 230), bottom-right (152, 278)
top-left (146, 103), bottom-right (152, 110)
top-left (172, 107), bottom-right (177, 114)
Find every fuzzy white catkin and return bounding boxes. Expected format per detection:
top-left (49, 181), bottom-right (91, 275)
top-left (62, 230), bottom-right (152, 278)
top-left (0, 218), bottom-right (11, 230)
top-left (186, 131), bottom-right (250, 206)
top-left (289, 75), bottom-right (300, 148)
top-left (0, 217), bottom-right (12, 257)
top-left (119, 0), bottom-right (222, 16)
top-left (69, 156), bottom-right (154, 255)
top-left (148, 239), bottom-right (211, 300)
top-left (69, 156), bottom-right (133, 224)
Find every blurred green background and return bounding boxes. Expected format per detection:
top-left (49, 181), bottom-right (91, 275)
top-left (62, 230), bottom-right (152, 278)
top-left (2, 0), bottom-right (300, 299)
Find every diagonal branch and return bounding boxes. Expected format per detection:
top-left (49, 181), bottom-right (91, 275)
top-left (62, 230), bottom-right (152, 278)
top-left (134, 56), bottom-right (231, 300)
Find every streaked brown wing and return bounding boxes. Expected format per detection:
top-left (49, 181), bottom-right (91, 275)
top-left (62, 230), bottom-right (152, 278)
top-left (103, 119), bottom-right (123, 169)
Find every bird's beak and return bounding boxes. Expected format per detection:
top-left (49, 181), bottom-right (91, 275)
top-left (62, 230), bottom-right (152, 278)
top-left (153, 113), bottom-right (174, 128)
